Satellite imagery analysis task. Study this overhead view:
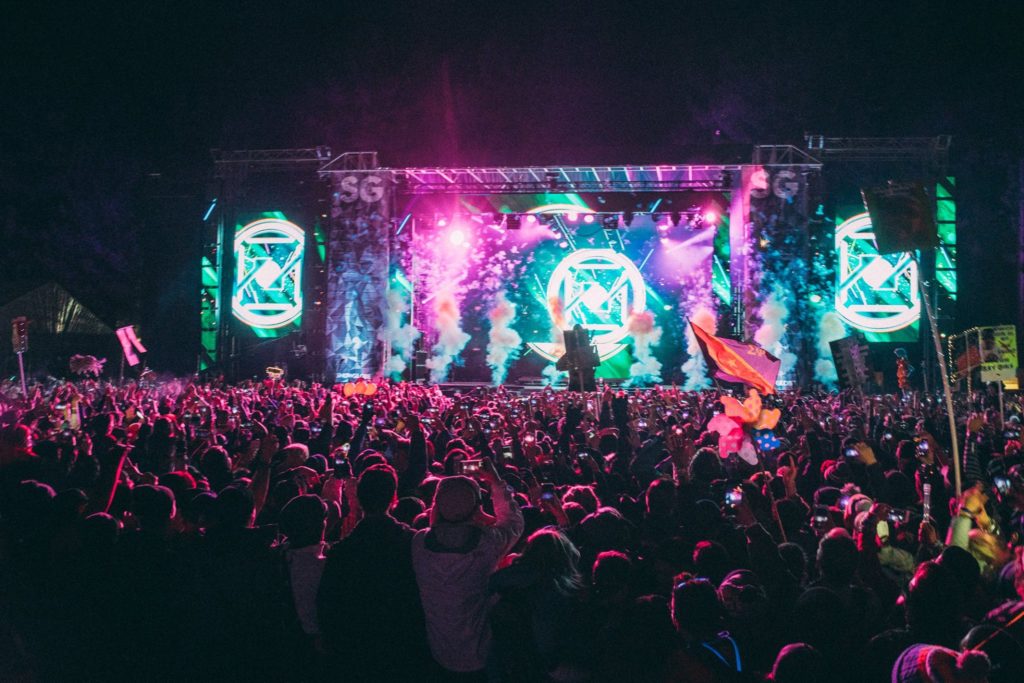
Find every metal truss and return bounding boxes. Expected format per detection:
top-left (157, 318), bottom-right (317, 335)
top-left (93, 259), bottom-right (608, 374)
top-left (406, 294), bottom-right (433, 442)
top-left (752, 144), bottom-right (822, 166)
top-left (318, 146), bottom-right (823, 194)
top-left (320, 163), bottom-right (749, 194)
top-left (805, 135), bottom-right (951, 162)
top-left (212, 147), bottom-right (332, 175)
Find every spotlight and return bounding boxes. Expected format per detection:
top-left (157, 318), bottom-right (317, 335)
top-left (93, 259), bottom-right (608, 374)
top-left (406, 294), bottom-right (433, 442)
top-left (436, 215), bottom-right (448, 228)
top-left (657, 222), bottom-right (670, 233)
top-left (623, 210), bottom-right (634, 227)
top-left (526, 215), bottom-right (537, 225)
top-left (566, 212), bottom-right (579, 222)
top-left (703, 209), bottom-right (719, 226)
top-left (506, 214), bottom-right (521, 230)
top-left (449, 229), bottom-right (467, 246)
top-left (601, 214), bottom-right (618, 230)
top-left (582, 214), bottom-right (595, 224)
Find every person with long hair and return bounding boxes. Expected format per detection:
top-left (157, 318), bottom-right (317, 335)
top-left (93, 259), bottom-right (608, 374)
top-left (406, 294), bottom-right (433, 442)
top-left (489, 526), bottom-right (589, 681)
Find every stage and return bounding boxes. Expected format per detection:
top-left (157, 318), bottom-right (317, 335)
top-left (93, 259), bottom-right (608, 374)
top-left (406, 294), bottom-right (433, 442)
top-left (201, 141), bottom-right (957, 390)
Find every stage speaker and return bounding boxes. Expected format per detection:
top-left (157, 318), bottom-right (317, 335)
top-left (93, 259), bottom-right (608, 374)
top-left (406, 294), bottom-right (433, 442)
top-left (412, 348), bottom-right (428, 383)
top-left (829, 334), bottom-right (872, 391)
top-left (861, 182), bottom-right (937, 255)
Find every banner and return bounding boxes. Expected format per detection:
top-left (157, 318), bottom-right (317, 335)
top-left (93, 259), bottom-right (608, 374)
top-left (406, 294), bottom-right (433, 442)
top-left (116, 325), bottom-right (147, 367)
top-left (980, 325), bottom-right (1018, 383)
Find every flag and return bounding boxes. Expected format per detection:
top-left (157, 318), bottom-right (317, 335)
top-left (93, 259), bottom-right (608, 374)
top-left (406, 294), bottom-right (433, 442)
top-left (116, 325), bottom-right (147, 367)
top-left (689, 320), bottom-right (781, 395)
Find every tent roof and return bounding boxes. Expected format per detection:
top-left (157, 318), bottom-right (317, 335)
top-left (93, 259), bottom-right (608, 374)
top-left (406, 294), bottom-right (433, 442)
top-left (0, 281), bottom-right (114, 336)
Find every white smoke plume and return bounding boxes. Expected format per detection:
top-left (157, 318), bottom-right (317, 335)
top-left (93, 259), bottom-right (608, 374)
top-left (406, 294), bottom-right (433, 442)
top-left (753, 285), bottom-right (797, 382)
top-left (486, 291), bottom-right (522, 385)
top-left (426, 289), bottom-right (471, 383)
top-left (378, 289), bottom-right (420, 379)
top-left (542, 364), bottom-right (566, 387)
top-left (814, 311), bottom-right (848, 385)
top-left (682, 305), bottom-right (716, 390)
top-left (626, 310), bottom-right (662, 386)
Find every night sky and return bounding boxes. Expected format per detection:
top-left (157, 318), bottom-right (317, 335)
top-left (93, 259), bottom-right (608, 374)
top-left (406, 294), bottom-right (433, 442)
top-left (2, 2), bottom-right (1023, 372)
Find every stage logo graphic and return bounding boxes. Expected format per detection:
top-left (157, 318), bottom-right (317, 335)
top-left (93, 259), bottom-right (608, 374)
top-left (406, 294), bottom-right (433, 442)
top-left (231, 218), bottom-right (305, 329)
top-left (529, 249), bottom-right (646, 362)
top-left (834, 212), bottom-right (920, 335)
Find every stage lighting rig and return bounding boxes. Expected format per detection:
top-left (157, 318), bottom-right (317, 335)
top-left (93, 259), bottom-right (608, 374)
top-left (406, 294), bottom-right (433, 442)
top-left (506, 214), bottom-right (521, 230)
top-left (601, 214), bottom-right (619, 230)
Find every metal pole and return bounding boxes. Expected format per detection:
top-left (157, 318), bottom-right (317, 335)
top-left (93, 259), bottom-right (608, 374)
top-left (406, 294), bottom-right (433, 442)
top-left (919, 274), bottom-right (962, 497)
top-left (999, 381), bottom-right (1005, 430)
top-left (16, 352), bottom-right (27, 397)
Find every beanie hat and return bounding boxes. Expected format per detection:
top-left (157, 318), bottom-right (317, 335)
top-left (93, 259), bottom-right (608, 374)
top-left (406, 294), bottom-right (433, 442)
top-left (432, 476), bottom-right (481, 523)
top-left (892, 644), bottom-right (990, 683)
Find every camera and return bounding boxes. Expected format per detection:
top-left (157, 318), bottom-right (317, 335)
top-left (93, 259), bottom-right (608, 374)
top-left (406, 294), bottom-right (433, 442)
top-left (995, 476), bottom-right (1012, 494)
top-left (916, 440), bottom-right (930, 453)
top-left (844, 447), bottom-right (859, 458)
top-left (888, 509), bottom-right (908, 525)
top-left (458, 459), bottom-right (482, 475)
top-left (502, 449), bottom-right (514, 462)
top-left (334, 457), bottom-right (352, 478)
top-left (725, 488), bottom-right (743, 506)
top-left (540, 482), bottom-right (556, 502)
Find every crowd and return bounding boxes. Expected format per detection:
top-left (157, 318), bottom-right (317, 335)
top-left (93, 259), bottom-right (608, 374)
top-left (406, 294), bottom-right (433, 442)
top-left (2, 376), bottom-right (1024, 682)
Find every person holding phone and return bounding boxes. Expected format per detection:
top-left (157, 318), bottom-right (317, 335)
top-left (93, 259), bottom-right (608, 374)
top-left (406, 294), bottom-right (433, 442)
top-left (412, 457), bottom-right (524, 678)
top-left (318, 463), bottom-right (432, 679)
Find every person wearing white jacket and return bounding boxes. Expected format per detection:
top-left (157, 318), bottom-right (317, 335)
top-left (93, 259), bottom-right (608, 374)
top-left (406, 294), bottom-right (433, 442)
top-left (412, 458), bottom-right (524, 679)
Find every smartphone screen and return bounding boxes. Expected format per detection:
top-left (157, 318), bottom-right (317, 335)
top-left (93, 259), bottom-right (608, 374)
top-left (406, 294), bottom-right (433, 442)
top-left (459, 460), bottom-right (482, 475)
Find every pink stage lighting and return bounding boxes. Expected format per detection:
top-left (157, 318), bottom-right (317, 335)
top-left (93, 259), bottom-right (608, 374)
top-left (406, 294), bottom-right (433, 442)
top-left (436, 216), bottom-right (448, 228)
top-left (582, 214), bottom-right (595, 224)
top-left (703, 209), bottom-right (719, 225)
top-left (448, 229), bottom-right (467, 246)
top-left (526, 215), bottom-right (538, 225)
top-left (566, 212), bottom-right (579, 222)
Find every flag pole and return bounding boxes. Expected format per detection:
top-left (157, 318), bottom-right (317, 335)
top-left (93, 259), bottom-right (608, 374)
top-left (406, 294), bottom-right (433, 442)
top-left (918, 270), bottom-right (962, 497)
top-left (17, 351), bottom-right (27, 398)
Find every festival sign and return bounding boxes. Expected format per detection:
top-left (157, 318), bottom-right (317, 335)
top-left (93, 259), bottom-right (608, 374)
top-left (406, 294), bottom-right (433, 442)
top-left (834, 212), bottom-right (921, 341)
top-left (980, 325), bottom-right (1018, 383)
top-left (528, 249), bottom-right (646, 362)
top-left (231, 218), bottom-right (305, 330)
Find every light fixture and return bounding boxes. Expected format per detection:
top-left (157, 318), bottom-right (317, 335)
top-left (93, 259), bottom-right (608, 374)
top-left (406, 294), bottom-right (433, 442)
top-left (623, 210), bottom-right (634, 227)
top-left (601, 214), bottom-right (618, 230)
top-left (506, 214), bottom-right (521, 230)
